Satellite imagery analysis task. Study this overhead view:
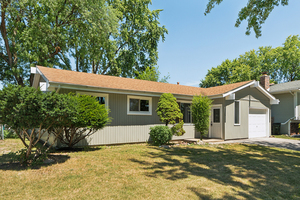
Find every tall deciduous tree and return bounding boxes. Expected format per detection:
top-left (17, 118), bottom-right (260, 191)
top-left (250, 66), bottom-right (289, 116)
top-left (200, 35), bottom-right (300, 88)
top-left (135, 66), bottom-right (170, 83)
top-left (205, 0), bottom-right (289, 38)
top-left (0, 0), bottom-right (167, 86)
top-left (0, 0), bottom-right (118, 86)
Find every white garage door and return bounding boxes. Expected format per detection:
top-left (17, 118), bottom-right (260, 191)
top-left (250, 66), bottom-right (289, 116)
top-left (249, 109), bottom-right (267, 138)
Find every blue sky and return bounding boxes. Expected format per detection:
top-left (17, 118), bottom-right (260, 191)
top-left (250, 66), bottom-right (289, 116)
top-left (150, 0), bottom-right (300, 87)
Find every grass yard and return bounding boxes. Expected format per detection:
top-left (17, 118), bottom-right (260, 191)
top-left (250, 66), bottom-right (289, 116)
top-left (1, 139), bottom-right (300, 200)
top-left (273, 135), bottom-right (300, 141)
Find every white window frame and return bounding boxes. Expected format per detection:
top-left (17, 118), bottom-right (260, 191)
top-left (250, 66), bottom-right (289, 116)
top-left (234, 100), bottom-right (241, 126)
top-left (177, 100), bottom-right (192, 124)
top-left (127, 95), bottom-right (152, 115)
top-left (76, 91), bottom-right (109, 108)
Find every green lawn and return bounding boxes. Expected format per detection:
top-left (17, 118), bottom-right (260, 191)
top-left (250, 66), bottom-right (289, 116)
top-left (273, 134), bottom-right (300, 141)
top-left (1, 139), bottom-right (300, 199)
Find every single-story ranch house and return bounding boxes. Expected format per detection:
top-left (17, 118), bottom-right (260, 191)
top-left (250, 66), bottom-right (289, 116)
top-left (31, 66), bottom-right (279, 146)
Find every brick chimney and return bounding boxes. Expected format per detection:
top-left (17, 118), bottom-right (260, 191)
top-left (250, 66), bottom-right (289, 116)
top-left (260, 72), bottom-right (270, 90)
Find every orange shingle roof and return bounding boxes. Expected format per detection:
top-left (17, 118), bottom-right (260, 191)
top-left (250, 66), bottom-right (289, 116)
top-left (37, 66), bottom-right (253, 97)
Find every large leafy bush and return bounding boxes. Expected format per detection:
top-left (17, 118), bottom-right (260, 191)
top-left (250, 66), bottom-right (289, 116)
top-left (55, 94), bottom-right (110, 148)
top-left (0, 85), bottom-right (75, 164)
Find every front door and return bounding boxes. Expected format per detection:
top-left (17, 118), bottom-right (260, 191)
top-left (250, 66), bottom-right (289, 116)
top-left (210, 106), bottom-right (222, 138)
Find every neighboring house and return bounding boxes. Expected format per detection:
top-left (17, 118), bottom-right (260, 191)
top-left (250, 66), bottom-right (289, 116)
top-left (31, 66), bottom-right (279, 146)
top-left (269, 78), bottom-right (300, 135)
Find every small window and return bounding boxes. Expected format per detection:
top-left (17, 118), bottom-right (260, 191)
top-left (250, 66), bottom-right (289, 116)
top-left (234, 101), bottom-right (240, 125)
top-left (76, 91), bottom-right (109, 108)
top-left (127, 96), bottom-right (152, 115)
top-left (213, 108), bottom-right (220, 123)
top-left (96, 97), bottom-right (106, 105)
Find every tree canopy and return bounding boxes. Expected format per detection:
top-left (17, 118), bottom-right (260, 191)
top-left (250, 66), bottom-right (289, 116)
top-left (205, 0), bottom-right (289, 38)
top-left (200, 35), bottom-right (300, 88)
top-left (135, 66), bottom-right (169, 83)
top-left (0, 0), bottom-right (167, 86)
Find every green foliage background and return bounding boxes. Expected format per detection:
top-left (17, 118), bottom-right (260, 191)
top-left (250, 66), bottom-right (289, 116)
top-left (0, 0), bottom-right (167, 86)
top-left (200, 35), bottom-right (300, 87)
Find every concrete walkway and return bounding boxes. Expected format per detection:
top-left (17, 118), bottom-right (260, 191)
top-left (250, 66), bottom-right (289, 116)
top-left (208, 137), bottom-right (300, 151)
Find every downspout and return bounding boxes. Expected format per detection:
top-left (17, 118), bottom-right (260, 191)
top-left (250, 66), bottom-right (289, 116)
top-left (56, 85), bottom-right (61, 93)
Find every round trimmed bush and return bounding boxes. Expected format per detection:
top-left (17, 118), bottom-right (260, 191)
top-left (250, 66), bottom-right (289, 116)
top-left (149, 126), bottom-right (173, 145)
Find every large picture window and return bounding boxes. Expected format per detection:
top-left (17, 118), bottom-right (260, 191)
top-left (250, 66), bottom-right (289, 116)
top-left (177, 102), bottom-right (192, 123)
top-left (127, 95), bottom-right (152, 115)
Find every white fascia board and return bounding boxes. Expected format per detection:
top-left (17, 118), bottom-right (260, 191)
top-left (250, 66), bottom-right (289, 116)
top-left (255, 83), bottom-right (280, 104)
top-left (222, 81), bottom-right (256, 98)
top-left (48, 82), bottom-right (195, 100)
top-left (31, 67), bottom-right (37, 74)
top-left (256, 84), bottom-right (277, 100)
top-left (270, 99), bottom-right (280, 105)
top-left (225, 93), bottom-right (235, 100)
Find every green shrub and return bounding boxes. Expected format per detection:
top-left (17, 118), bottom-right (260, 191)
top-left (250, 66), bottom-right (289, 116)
top-left (149, 126), bottom-right (173, 145)
top-left (156, 93), bottom-right (185, 136)
top-left (4, 130), bottom-right (18, 139)
top-left (191, 95), bottom-right (212, 140)
top-left (0, 85), bottom-right (75, 165)
top-left (55, 94), bottom-right (110, 148)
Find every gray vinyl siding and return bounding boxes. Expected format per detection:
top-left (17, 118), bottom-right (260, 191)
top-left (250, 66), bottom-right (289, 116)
top-left (271, 93), bottom-right (294, 123)
top-left (108, 93), bottom-right (162, 126)
top-left (52, 89), bottom-right (196, 146)
top-left (224, 87), bottom-right (270, 140)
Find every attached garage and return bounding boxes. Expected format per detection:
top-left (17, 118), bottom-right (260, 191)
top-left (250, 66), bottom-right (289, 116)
top-left (248, 109), bottom-right (268, 138)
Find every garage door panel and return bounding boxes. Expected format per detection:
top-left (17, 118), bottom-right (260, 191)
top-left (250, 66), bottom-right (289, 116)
top-left (249, 110), bottom-right (267, 138)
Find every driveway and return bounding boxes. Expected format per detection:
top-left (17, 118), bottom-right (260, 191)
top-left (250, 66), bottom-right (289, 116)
top-left (210, 137), bottom-right (300, 151)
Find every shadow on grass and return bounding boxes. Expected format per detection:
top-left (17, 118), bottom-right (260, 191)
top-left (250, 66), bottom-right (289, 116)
top-left (54, 146), bottom-right (103, 153)
top-left (0, 153), bottom-right (71, 171)
top-left (130, 144), bottom-right (300, 199)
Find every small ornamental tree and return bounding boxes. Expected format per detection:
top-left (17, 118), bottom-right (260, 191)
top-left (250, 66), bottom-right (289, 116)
top-left (54, 94), bottom-right (110, 148)
top-left (0, 85), bottom-right (75, 164)
top-left (156, 93), bottom-right (185, 136)
top-left (191, 95), bottom-right (212, 140)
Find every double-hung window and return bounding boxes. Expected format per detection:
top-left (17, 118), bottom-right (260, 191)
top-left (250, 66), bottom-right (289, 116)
top-left (127, 95), bottom-right (152, 115)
